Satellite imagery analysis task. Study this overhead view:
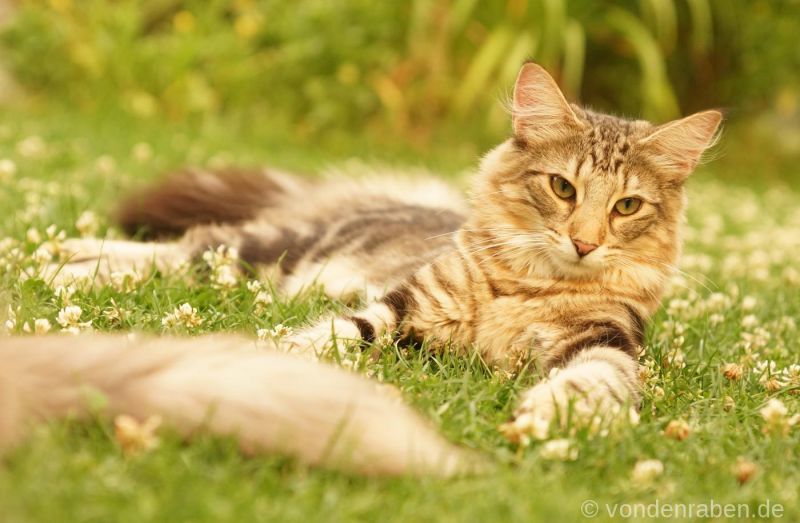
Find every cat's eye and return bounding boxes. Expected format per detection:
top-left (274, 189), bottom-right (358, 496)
top-left (614, 197), bottom-right (642, 216)
top-left (550, 175), bottom-right (576, 199)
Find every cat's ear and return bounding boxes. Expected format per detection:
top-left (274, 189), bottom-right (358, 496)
top-left (512, 63), bottom-right (585, 141)
top-left (638, 110), bottom-right (723, 179)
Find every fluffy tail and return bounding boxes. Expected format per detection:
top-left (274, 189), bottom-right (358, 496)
top-left (0, 334), bottom-right (473, 476)
top-left (116, 168), bottom-right (308, 238)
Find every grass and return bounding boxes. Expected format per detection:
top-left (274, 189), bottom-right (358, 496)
top-left (0, 108), bottom-right (799, 522)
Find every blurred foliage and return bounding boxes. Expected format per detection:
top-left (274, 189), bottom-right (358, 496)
top-left (1, 0), bottom-right (799, 145)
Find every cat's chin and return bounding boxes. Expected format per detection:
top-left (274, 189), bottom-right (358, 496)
top-left (544, 244), bottom-right (607, 279)
top-left (551, 258), bottom-right (605, 280)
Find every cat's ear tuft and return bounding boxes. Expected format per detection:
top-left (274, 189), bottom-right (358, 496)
top-left (638, 110), bottom-right (723, 179)
top-left (512, 63), bottom-right (584, 141)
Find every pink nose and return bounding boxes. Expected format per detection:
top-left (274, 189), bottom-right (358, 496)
top-left (572, 239), bottom-right (598, 257)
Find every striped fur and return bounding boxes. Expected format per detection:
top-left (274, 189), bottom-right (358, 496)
top-left (32, 63), bottom-right (722, 454)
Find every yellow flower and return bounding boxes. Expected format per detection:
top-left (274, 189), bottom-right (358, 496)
top-left (732, 458), bottom-right (757, 485)
top-left (49, 0), bottom-right (72, 13)
top-left (173, 11), bottom-right (195, 33)
top-left (664, 419), bottom-right (691, 441)
top-left (235, 14), bottom-right (261, 39)
top-left (114, 414), bottom-right (162, 454)
top-left (721, 363), bottom-right (744, 381)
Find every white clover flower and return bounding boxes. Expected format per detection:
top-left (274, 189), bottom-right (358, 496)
top-left (0, 158), bottom-right (17, 180)
top-left (44, 224), bottom-right (67, 249)
top-left (56, 305), bottom-right (83, 327)
top-left (3, 318), bottom-right (16, 332)
top-left (754, 360), bottom-right (777, 374)
top-left (16, 136), bottom-right (46, 158)
top-left (269, 323), bottom-right (293, 339)
top-left (26, 227), bottom-right (42, 244)
top-left (664, 348), bottom-right (686, 369)
top-left (75, 210), bottom-right (99, 237)
top-left (254, 290), bottom-right (272, 306)
top-left (110, 269), bottom-right (142, 293)
top-left (760, 398), bottom-right (788, 425)
top-left (628, 407), bottom-right (641, 426)
top-left (56, 305), bottom-right (92, 333)
top-left (95, 155), bottom-right (116, 174)
top-left (638, 359), bottom-right (657, 384)
top-left (631, 459), bottom-right (664, 482)
top-left (740, 327), bottom-right (770, 351)
top-left (162, 303), bottom-right (203, 329)
top-left (666, 298), bottom-right (690, 317)
top-left (708, 313), bottom-right (725, 326)
top-left (32, 245), bottom-right (53, 265)
top-left (132, 142), bottom-right (153, 162)
top-left (54, 285), bottom-right (77, 304)
top-left (203, 245), bottom-right (240, 289)
top-left (212, 264), bottom-right (238, 288)
top-left (102, 299), bottom-right (130, 324)
top-left (783, 267), bottom-right (800, 285)
top-left (741, 296), bottom-right (758, 311)
top-left (246, 279), bottom-right (263, 293)
top-left (498, 411), bottom-right (550, 446)
top-left (741, 315), bottom-right (759, 329)
top-left (705, 292), bottom-right (730, 311)
top-left (782, 365), bottom-right (800, 387)
top-left (539, 439), bottom-right (578, 461)
top-left (778, 316), bottom-right (796, 331)
top-left (34, 318), bottom-right (52, 334)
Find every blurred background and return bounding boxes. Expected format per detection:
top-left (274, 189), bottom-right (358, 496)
top-left (0, 0), bottom-right (798, 184)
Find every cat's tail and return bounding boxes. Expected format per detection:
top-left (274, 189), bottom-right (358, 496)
top-left (116, 168), bottom-right (309, 239)
top-left (0, 334), bottom-right (474, 477)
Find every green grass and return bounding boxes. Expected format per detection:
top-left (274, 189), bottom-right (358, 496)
top-left (1, 109), bottom-right (799, 523)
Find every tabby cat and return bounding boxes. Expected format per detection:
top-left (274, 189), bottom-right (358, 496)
top-left (33, 63), bottom-right (721, 456)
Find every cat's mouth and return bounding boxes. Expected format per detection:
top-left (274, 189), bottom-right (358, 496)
top-left (548, 239), bottom-right (606, 275)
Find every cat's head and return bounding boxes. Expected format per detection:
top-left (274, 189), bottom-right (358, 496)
top-left (469, 63), bottom-right (721, 296)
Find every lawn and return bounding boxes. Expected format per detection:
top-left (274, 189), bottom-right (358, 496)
top-left (0, 109), bottom-right (798, 522)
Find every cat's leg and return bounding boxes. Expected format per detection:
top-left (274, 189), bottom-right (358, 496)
top-left (38, 238), bottom-right (191, 286)
top-left (38, 222), bottom-right (247, 286)
top-left (504, 346), bottom-right (640, 440)
top-left (279, 251), bottom-right (477, 358)
top-left (280, 286), bottom-right (410, 358)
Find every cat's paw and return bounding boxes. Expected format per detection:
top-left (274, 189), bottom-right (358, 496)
top-left (278, 317), bottom-right (363, 360)
top-left (33, 239), bottom-right (186, 287)
top-left (500, 360), bottom-right (638, 444)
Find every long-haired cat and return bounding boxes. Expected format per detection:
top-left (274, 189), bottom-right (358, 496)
top-left (4, 63), bottom-right (721, 473)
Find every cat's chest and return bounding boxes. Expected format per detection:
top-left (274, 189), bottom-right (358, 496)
top-left (471, 294), bottom-right (565, 365)
top-left (414, 289), bottom-right (589, 366)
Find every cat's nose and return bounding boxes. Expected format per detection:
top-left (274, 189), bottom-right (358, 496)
top-left (572, 239), bottom-right (598, 257)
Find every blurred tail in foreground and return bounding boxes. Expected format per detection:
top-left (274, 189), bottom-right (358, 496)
top-left (0, 334), bottom-right (472, 477)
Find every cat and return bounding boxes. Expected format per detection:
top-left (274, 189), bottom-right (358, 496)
top-left (11, 63), bottom-right (721, 471)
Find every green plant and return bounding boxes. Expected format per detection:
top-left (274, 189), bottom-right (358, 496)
top-left (1, 1), bottom-right (797, 143)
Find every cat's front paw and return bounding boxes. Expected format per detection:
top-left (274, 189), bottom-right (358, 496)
top-left (278, 317), bottom-right (363, 360)
top-left (500, 361), bottom-right (638, 443)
